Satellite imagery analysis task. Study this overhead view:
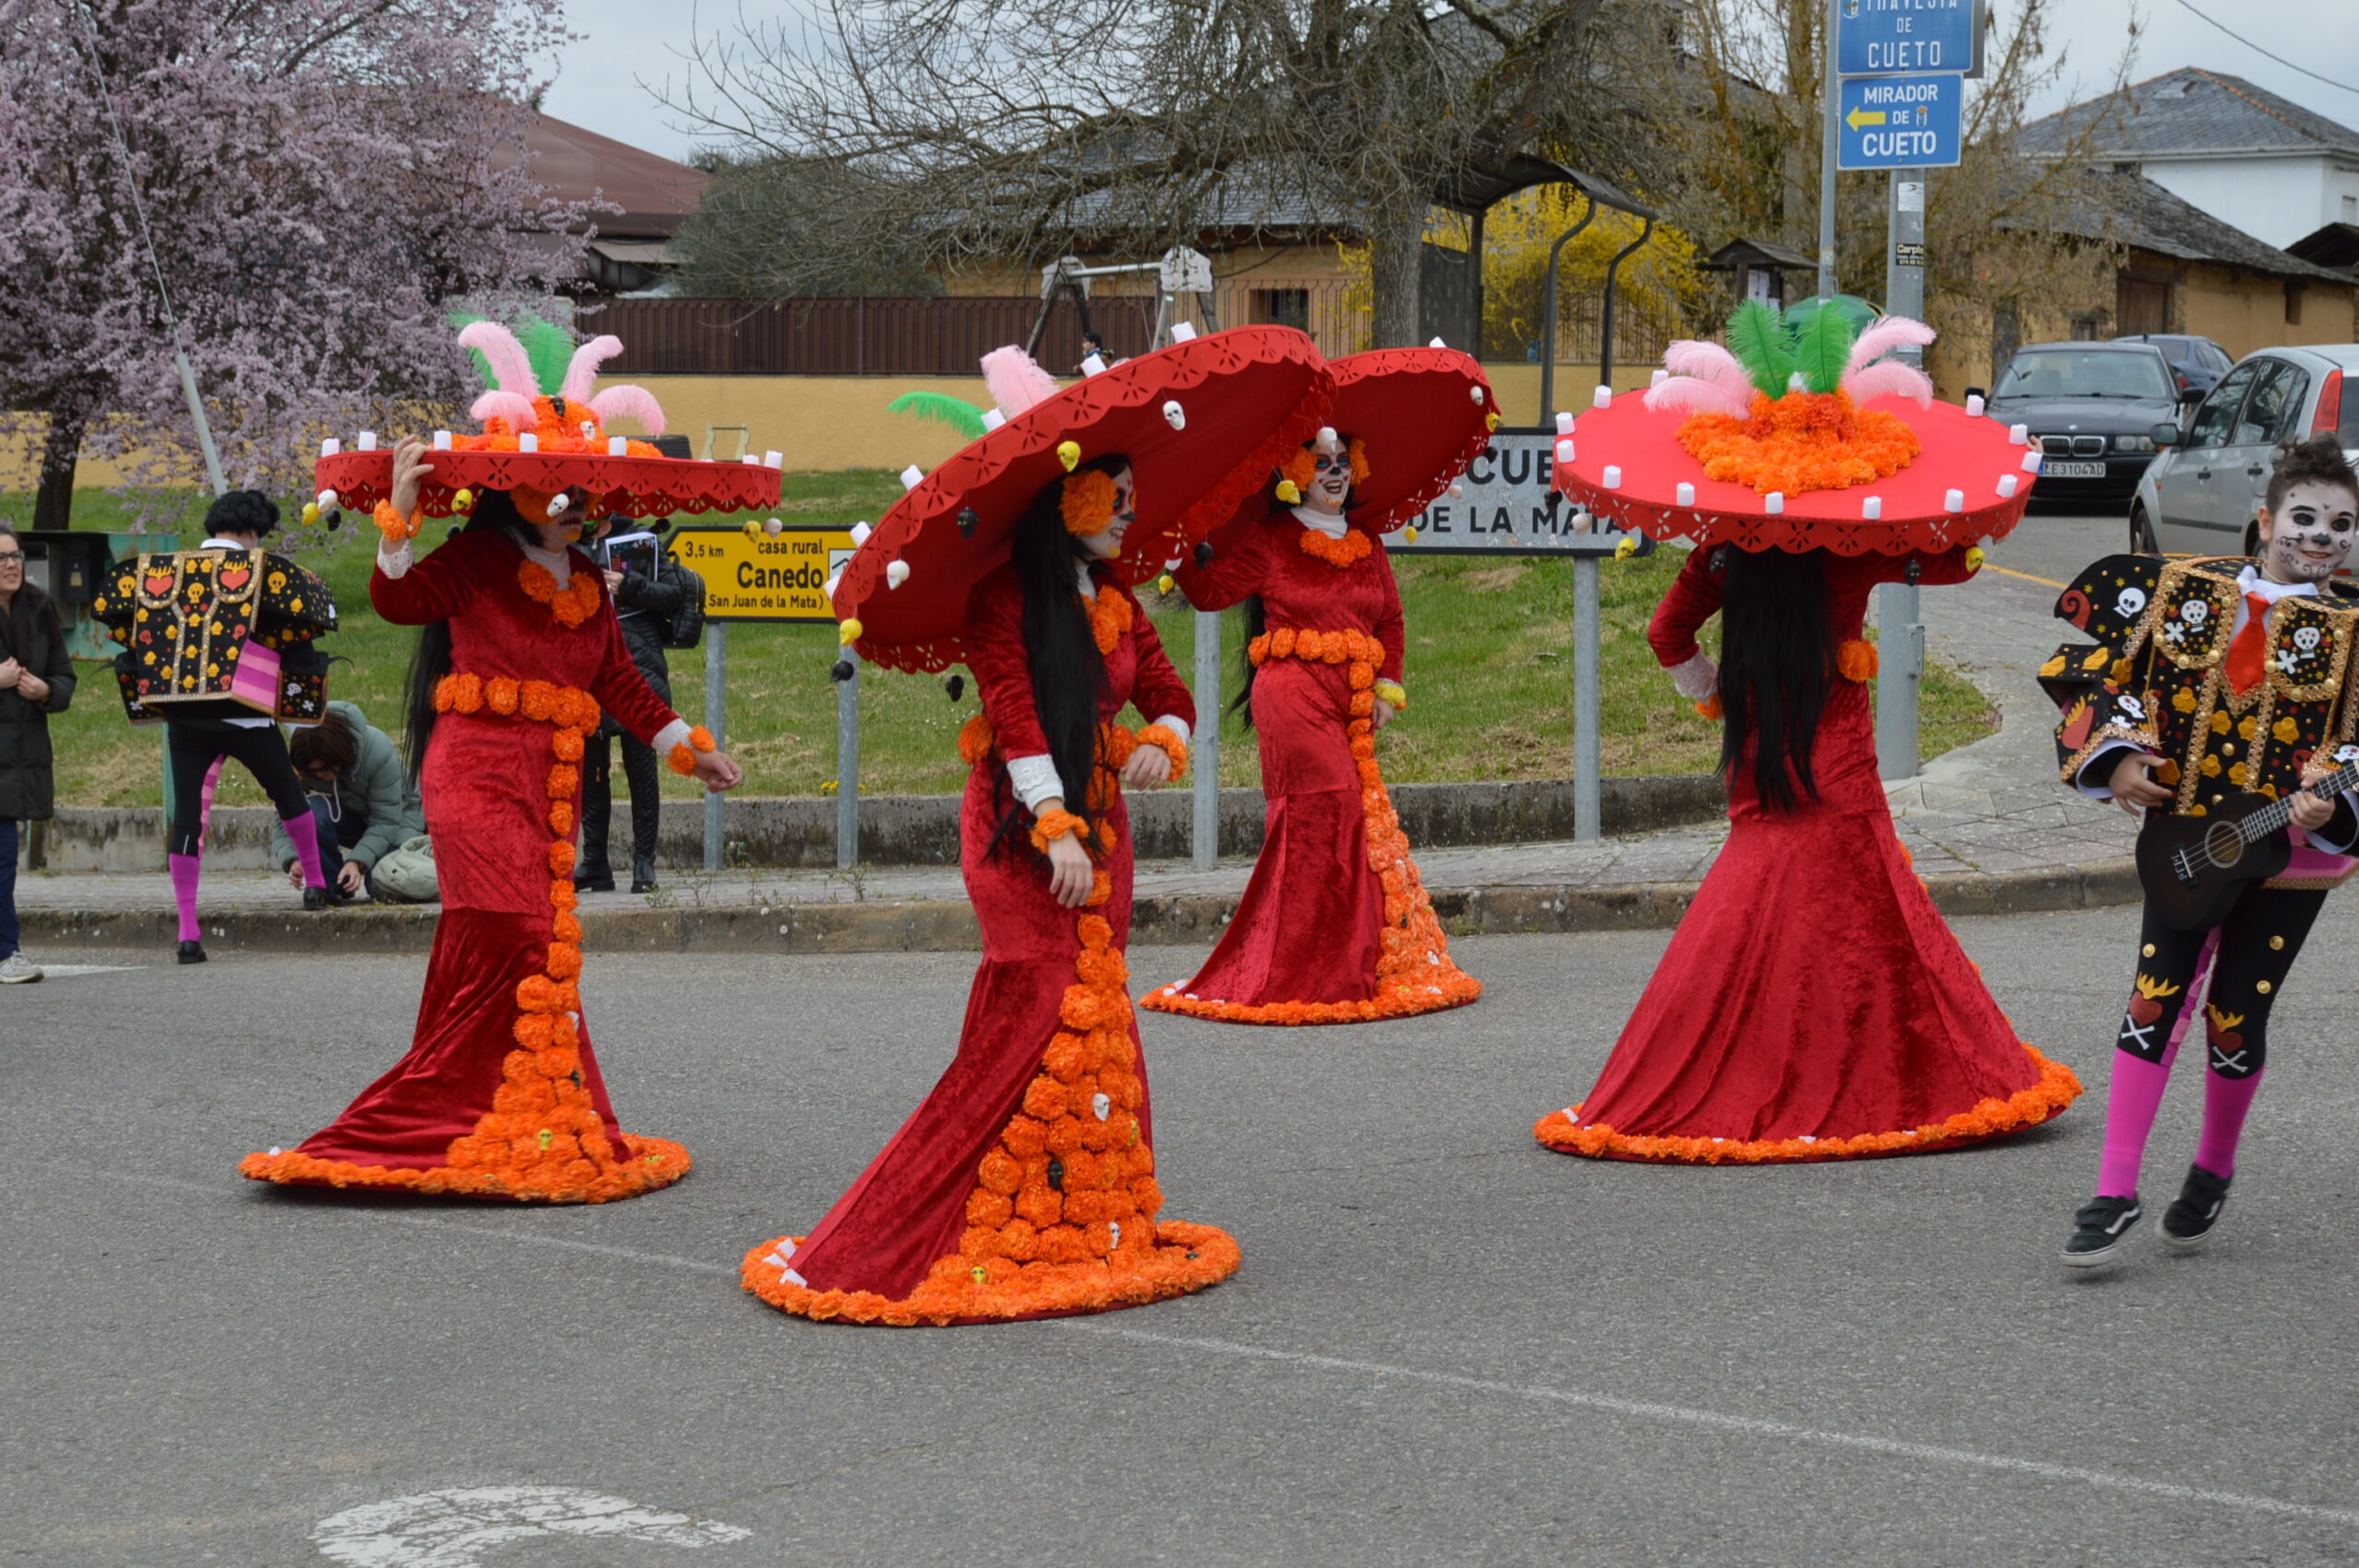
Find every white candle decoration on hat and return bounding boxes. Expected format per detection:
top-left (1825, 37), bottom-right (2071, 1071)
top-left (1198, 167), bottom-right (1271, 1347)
top-left (1555, 438), bottom-right (1576, 467)
top-left (1945, 488), bottom-right (1966, 511)
top-left (607, 436), bottom-right (628, 456)
top-left (764, 451), bottom-right (783, 468)
top-left (1593, 385), bottom-right (1614, 409)
top-left (357, 431), bottom-right (377, 451)
top-left (431, 430), bottom-right (452, 451)
top-left (1602, 464), bottom-right (1623, 489)
top-left (1862, 496), bottom-right (1883, 520)
top-left (1429, 336), bottom-right (1447, 348)
top-left (2021, 451), bottom-right (2043, 474)
top-left (1082, 354), bottom-right (1108, 376)
top-left (1676, 482), bottom-right (1696, 506)
top-left (900, 464), bottom-right (925, 490)
top-left (1999, 474), bottom-right (2020, 498)
top-left (851, 521), bottom-right (873, 545)
top-left (2007, 423), bottom-right (2027, 445)
top-left (1966, 394), bottom-right (1986, 417)
top-left (1651, 368), bottom-right (1670, 387)
top-left (1169, 322), bottom-right (1197, 342)
top-left (980, 409), bottom-right (1006, 430)
top-left (320, 438), bottom-right (341, 457)
top-left (517, 432), bottom-right (537, 452)
top-left (823, 571), bottom-right (842, 600)
top-left (1766, 492), bottom-right (1786, 514)
top-left (743, 454), bottom-right (761, 464)
top-left (1555, 411), bottom-right (1575, 435)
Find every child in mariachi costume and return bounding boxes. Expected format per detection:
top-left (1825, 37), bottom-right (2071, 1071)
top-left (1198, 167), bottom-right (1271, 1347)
top-left (743, 330), bottom-right (1328, 1324)
top-left (241, 322), bottom-right (762, 1202)
top-left (94, 489), bottom-right (339, 961)
top-left (2046, 435), bottom-right (2359, 1267)
top-left (1532, 303), bottom-right (2081, 1163)
top-left (1140, 347), bottom-right (1490, 1024)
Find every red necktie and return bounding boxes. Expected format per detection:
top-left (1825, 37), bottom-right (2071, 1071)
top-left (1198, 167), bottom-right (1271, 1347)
top-left (2224, 592), bottom-right (2271, 696)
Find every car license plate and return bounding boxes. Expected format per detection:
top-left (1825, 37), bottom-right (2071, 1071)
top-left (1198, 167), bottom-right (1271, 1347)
top-left (2041, 461), bottom-right (2107, 478)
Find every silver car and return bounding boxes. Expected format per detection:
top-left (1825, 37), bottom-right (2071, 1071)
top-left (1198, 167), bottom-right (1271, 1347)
top-left (2134, 345), bottom-right (2359, 556)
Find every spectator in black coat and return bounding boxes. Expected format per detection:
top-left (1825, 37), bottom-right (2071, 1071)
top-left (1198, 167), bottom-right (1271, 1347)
top-left (580, 514), bottom-right (687, 893)
top-left (0, 522), bottom-right (78, 984)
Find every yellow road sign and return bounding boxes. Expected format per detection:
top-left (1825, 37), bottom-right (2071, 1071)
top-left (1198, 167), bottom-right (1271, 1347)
top-left (670, 525), bottom-right (856, 624)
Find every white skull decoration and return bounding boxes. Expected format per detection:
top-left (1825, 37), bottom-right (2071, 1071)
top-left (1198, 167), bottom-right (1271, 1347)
top-left (2117, 693), bottom-right (2146, 722)
top-left (2294, 626), bottom-right (2323, 652)
top-left (2115, 586), bottom-right (2148, 618)
top-left (2182, 600), bottom-right (2210, 626)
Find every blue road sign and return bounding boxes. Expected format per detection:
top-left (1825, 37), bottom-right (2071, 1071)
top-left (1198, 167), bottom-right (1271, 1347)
top-left (1837, 0), bottom-right (1977, 76)
top-left (1837, 74), bottom-right (1963, 170)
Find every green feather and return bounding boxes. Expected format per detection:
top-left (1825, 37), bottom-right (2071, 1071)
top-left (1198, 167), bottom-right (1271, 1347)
top-left (1725, 301), bottom-right (1795, 398)
top-left (1791, 302), bottom-right (1856, 395)
top-left (449, 311), bottom-right (494, 392)
top-left (516, 318), bottom-right (574, 399)
top-left (888, 391), bottom-right (990, 441)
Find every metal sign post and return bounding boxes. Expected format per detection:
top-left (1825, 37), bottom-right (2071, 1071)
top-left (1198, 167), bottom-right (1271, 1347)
top-left (671, 521), bottom-right (861, 867)
top-left (1192, 609), bottom-right (1220, 869)
top-left (1878, 172), bottom-right (1931, 781)
top-left (1390, 427), bottom-right (1652, 842)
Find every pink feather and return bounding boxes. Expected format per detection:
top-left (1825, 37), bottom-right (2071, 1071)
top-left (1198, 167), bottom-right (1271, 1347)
top-left (1839, 359), bottom-right (1935, 408)
top-left (980, 345), bottom-right (1061, 418)
top-left (469, 390), bottom-right (541, 431)
top-left (1661, 339), bottom-right (1756, 406)
top-left (457, 321), bottom-right (538, 395)
top-left (1643, 377), bottom-right (1753, 418)
top-left (1845, 316), bottom-right (1937, 373)
top-left (560, 335), bottom-right (626, 404)
top-left (588, 383), bottom-right (667, 438)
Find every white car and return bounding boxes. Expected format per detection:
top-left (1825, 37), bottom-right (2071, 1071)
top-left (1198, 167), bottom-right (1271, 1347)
top-left (2133, 345), bottom-right (2359, 556)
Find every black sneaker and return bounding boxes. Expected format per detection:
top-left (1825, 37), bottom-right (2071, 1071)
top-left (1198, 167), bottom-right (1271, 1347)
top-left (301, 885), bottom-right (334, 911)
top-left (2063, 1195), bottom-right (2143, 1268)
top-left (2161, 1164), bottom-right (2232, 1252)
top-left (177, 940), bottom-right (208, 965)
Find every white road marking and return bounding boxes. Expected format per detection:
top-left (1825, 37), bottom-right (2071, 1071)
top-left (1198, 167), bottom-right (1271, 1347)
top-left (1057, 1321), bottom-right (2359, 1530)
top-left (312, 1486), bottom-right (749, 1566)
top-left (18, 964), bottom-right (144, 977)
top-left (60, 1164), bottom-right (2359, 1535)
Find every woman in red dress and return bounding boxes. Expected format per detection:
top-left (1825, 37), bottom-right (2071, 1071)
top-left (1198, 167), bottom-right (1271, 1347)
top-left (744, 455), bottom-right (1241, 1323)
top-left (1141, 427), bottom-right (1479, 1024)
top-left (1532, 543), bottom-right (2077, 1161)
top-left (242, 431), bottom-right (743, 1200)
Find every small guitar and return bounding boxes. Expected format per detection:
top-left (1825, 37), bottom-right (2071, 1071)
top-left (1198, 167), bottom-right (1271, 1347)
top-left (2137, 758), bottom-right (2359, 930)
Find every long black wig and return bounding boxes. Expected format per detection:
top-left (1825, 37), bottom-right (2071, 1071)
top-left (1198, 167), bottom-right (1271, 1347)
top-left (986, 453), bottom-right (1130, 859)
top-left (398, 488), bottom-right (557, 779)
top-left (1715, 545), bottom-right (1833, 814)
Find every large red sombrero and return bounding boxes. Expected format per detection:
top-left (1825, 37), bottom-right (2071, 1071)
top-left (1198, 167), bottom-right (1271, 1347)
top-left (1202, 345), bottom-right (1496, 556)
top-left (833, 326), bottom-right (1331, 673)
top-left (1556, 392), bottom-right (2034, 556)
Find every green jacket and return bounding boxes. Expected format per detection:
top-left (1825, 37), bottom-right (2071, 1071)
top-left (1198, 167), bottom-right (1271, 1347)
top-left (269, 699), bottom-right (423, 872)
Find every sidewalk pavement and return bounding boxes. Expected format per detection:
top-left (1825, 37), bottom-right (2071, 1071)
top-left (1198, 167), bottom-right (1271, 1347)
top-left (13, 557), bottom-right (2135, 956)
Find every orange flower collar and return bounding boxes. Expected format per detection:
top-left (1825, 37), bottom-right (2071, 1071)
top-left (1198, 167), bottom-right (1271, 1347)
top-left (1085, 582), bottom-right (1133, 654)
top-left (1298, 525), bottom-right (1373, 568)
top-left (518, 557), bottom-right (601, 628)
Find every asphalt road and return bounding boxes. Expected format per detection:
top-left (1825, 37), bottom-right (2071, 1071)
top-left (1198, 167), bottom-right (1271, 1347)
top-left (7, 903), bottom-right (2359, 1566)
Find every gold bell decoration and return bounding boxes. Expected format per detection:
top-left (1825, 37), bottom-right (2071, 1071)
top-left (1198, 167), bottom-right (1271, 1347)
top-left (1056, 440), bottom-right (1082, 472)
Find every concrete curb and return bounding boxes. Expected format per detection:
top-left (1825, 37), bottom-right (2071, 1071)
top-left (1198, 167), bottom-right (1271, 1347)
top-left (21, 857), bottom-right (2142, 957)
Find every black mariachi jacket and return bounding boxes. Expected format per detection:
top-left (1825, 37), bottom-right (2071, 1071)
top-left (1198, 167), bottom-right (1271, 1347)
top-left (92, 548), bottom-right (337, 726)
top-left (2044, 555), bottom-right (2359, 832)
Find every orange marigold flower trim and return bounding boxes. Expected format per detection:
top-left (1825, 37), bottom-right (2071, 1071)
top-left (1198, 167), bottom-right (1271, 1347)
top-left (1144, 635), bottom-right (1480, 1026)
top-left (1028, 807), bottom-right (1086, 852)
top-left (1696, 694), bottom-right (1724, 721)
top-left (1837, 638), bottom-right (1879, 683)
top-left (668, 723), bottom-right (718, 777)
top-left (1531, 1046), bottom-right (2082, 1164)
top-left (517, 557), bottom-right (602, 627)
top-left (1675, 390), bottom-right (1922, 497)
top-left (1061, 469), bottom-right (1119, 537)
top-left (1134, 723), bottom-right (1188, 780)
top-left (1086, 587), bottom-right (1133, 655)
top-left (244, 676), bottom-right (691, 1203)
top-left (742, 813), bottom-right (1238, 1326)
top-left (1297, 527), bottom-right (1373, 568)
top-left (373, 499), bottom-right (421, 545)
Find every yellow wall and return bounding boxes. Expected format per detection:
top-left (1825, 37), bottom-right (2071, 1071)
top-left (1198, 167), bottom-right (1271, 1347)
top-left (2181, 263), bottom-right (2357, 357)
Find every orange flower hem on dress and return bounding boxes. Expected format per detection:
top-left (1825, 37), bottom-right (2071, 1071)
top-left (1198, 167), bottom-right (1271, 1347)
top-left (1141, 627), bottom-right (1482, 1025)
top-left (241, 677), bottom-right (692, 1203)
top-left (743, 778), bottom-right (1239, 1325)
top-left (1530, 1044), bottom-right (2082, 1164)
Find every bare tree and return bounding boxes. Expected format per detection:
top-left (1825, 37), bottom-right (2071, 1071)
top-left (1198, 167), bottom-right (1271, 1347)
top-left (663, 0), bottom-right (1676, 345)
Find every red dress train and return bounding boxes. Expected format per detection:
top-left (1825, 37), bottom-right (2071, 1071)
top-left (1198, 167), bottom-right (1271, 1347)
top-left (742, 567), bottom-right (1239, 1324)
top-left (241, 531), bottom-right (694, 1200)
top-left (1533, 546), bottom-right (2080, 1163)
top-left (1142, 515), bottom-right (1480, 1024)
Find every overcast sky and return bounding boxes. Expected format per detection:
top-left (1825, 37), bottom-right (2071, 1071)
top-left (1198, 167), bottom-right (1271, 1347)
top-left (538, 0), bottom-right (2359, 166)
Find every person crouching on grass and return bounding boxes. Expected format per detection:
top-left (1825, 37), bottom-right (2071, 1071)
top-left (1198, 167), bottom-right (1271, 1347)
top-left (2052, 435), bottom-right (2359, 1269)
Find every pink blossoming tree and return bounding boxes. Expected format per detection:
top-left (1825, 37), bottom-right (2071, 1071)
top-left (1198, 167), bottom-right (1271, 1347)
top-left (0, 0), bottom-right (595, 529)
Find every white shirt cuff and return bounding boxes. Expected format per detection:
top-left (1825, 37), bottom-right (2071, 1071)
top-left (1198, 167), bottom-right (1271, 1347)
top-left (1148, 715), bottom-right (1191, 746)
top-left (1006, 753), bottom-right (1065, 811)
top-left (376, 538), bottom-right (413, 579)
top-left (651, 718), bottom-right (692, 756)
top-left (1666, 650), bottom-right (1718, 702)
top-left (2073, 740), bottom-right (2142, 800)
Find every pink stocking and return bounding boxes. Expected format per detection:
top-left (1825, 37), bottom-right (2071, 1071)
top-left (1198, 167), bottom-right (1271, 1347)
top-left (2195, 1069), bottom-right (2264, 1178)
top-left (169, 852), bottom-right (203, 943)
top-left (2095, 930), bottom-right (2219, 1199)
top-left (280, 809), bottom-right (327, 890)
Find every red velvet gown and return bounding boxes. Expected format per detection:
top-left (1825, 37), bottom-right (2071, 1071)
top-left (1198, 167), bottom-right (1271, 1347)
top-left (1534, 546), bottom-right (2080, 1163)
top-left (241, 529), bottom-right (693, 1200)
top-left (742, 565), bottom-right (1240, 1324)
top-left (1142, 512), bottom-right (1480, 1024)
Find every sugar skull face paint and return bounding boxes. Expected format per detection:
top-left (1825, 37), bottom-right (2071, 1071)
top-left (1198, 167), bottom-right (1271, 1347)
top-left (2258, 479), bottom-right (2358, 584)
top-left (1077, 467), bottom-right (1137, 561)
top-left (1306, 435), bottom-right (1354, 514)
